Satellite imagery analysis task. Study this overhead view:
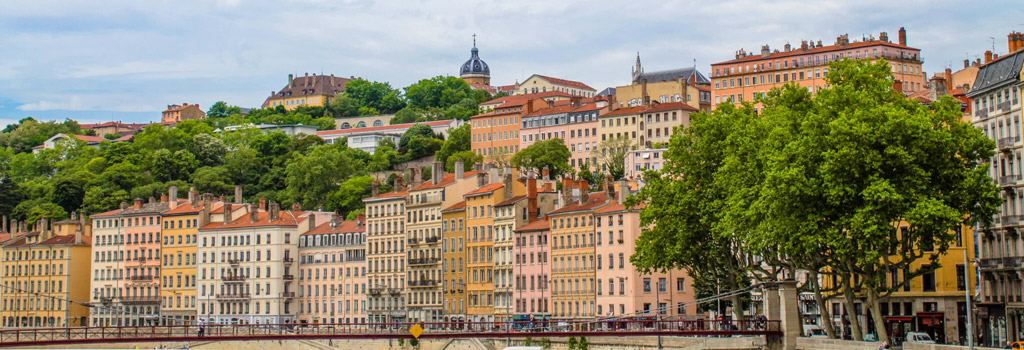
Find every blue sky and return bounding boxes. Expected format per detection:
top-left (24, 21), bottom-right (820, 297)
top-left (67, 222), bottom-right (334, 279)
top-left (0, 0), bottom-right (1019, 127)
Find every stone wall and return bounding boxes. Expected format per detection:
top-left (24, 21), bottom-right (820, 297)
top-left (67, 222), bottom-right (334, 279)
top-left (795, 337), bottom-right (883, 350)
top-left (903, 343), bottom-right (1003, 350)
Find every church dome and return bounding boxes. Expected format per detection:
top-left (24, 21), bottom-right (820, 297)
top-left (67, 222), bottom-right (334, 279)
top-left (460, 43), bottom-right (490, 77)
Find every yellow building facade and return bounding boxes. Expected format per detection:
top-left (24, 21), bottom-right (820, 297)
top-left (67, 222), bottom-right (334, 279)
top-left (1, 216), bottom-right (92, 328)
top-left (160, 188), bottom-right (206, 325)
top-left (442, 202), bottom-right (467, 323)
top-left (263, 73), bottom-right (351, 111)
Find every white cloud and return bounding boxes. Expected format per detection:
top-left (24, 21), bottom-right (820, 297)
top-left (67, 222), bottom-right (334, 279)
top-left (17, 95), bottom-right (159, 112)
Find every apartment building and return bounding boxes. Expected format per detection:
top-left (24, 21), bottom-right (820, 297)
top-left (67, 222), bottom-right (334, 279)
top-left (970, 36), bottom-right (1024, 347)
top-left (197, 201), bottom-right (311, 325)
top-left (464, 169), bottom-right (504, 322)
top-left (1, 215), bottom-right (91, 328)
top-left (598, 102), bottom-right (697, 149)
top-left (263, 73), bottom-right (351, 110)
top-left (617, 55), bottom-right (712, 113)
top-left (364, 178), bottom-right (409, 324)
top-left (594, 179), bottom-right (694, 320)
top-left (514, 74), bottom-right (597, 97)
top-left (624, 148), bottom-right (668, 180)
top-left (159, 187), bottom-right (209, 325)
top-left (297, 214), bottom-right (367, 324)
top-left (471, 98), bottom-right (548, 163)
top-left (89, 197), bottom-right (171, 327)
top-left (519, 100), bottom-right (603, 171)
top-left (549, 179), bottom-right (608, 322)
top-left (442, 201), bottom-right (468, 324)
top-left (513, 218), bottom-right (551, 323)
top-left (711, 27), bottom-right (925, 108)
top-left (493, 195), bottom-right (524, 323)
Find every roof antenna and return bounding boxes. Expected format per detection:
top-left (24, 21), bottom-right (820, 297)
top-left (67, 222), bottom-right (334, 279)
top-left (990, 37), bottom-right (996, 53)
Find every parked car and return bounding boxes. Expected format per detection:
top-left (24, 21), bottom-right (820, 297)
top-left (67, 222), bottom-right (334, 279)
top-left (904, 332), bottom-right (936, 344)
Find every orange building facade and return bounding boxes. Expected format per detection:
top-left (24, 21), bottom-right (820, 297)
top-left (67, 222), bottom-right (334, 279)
top-left (711, 27), bottom-right (925, 108)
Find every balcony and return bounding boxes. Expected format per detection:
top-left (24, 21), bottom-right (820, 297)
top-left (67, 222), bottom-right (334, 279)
top-left (425, 236), bottom-right (440, 244)
top-left (408, 258), bottom-right (441, 266)
top-left (283, 274), bottom-right (294, 281)
top-left (129, 274), bottom-right (153, 282)
top-left (1000, 101), bottom-right (1011, 112)
top-left (980, 258), bottom-right (1004, 270)
top-left (369, 287), bottom-right (385, 295)
top-left (977, 108), bottom-right (989, 119)
top-left (99, 297), bottom-right (113, 305)
top-left (998, 137), bottom-right (1020, 152)
top-left (216, 293), bottom-right (251, 300)
top-left (221, 275), bottom-right (246, 283)
top-left (135, 257), bottom-right (148, 265)
top-left (408, 238), bottom-right (421, 245)
top-left (283, 257), bottom-right (294, 264)
top-left (121, 296), bottom-right (160, 304)
top-left (409, 280), bottom-right (438, 288)
top-left (1002, 215), bottom-right (1024, 227)
top-left (228, 259), bottom-right (240, 266)
top-left (999, 175), bottom-right (1021, 189)
top-left (388, 288), bottom-right (402, 295)
top-left (281, 292), bottom-right (295, 298)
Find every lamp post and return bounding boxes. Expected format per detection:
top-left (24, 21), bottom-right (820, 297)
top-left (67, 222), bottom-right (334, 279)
top-left (960, 225), bottom-right (974, 350)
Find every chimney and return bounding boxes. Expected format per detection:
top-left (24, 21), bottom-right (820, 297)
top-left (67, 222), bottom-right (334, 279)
top-left (617, 180), bottom-right (630, 203)
top-left (148, 196), bottom-right (156, 204)
top-left (250, 206), bottom-right (259, 222)
top-left (432, 162), bottom-right (443, 185)
top-left (898, 27), bottom-right (906, 46)
top-left (578, 180), bottom-right (590, 202)
top-left (985, 50), bottom-right (993, 64)
top-left (571, 96), bottom-right (582, 107)
top-left (880, 32), bottom-right (888, 43)
top-left (543, 182), bottom-right (553, 192)
top-left (291, 203), bottom-right (302, 211)
top-left (223, 203), bottom-right (233, 223)
top-left (503, 167), bottom-right (513, 198)
top-left (79, 210), bottom-right (86, 227)
top-left (527, 170), bottom-right (539, 222)
top-left (604, 175), bottom-right (615, 201)
top-left (542, 166), bottom-right (550, 180)
top-left (489, 166), bottom-right (500, 184)
top-left (169, 186), bottom-right (178, 209)
top-left (394, 175), bottom-right (405, 192)
top-left (562, 177), bottom-right (574, 204)
top-left (760, 45), bottom-right (770, 57)
top-left (945, 68), bottom-right (953, 89)
top-left (74, 224), bottom-right (83, 244)
top-left (120, 202), bottom-right (129, 210)
top-left (259, 198), bottom-right (267, 211)
top-left (1009, 32), bottom-right (1024, 53)
top-left (411, 167), bottom-right (423, 188)
top-left (160, 194), bottom-right (168, 203)
top-left (269, 202), bottom-right (280, 221)
top-left (526, 100), bottom-right (534, 115)
top-left (641, 78), bottom-right (649, 106)
top-left (330, 213), bottom-right (340, 228)
top-left (288, 74), bottom-right (294, 88)
top-left (893, 80), bottom-right (904, 92)
top-left (964, 59), bottom-right (970, 69)
top-left (372, 181), bottom-right (379, 197)
top-left (234, 185), bottom-right (243, 204)
top-left (477, 172), bottom-right (488, 188)
top-left (455, 160), bottom-right (465, 179)
top-left (133, 198), bottom-right (143, 209)
top-left (219, 195), bottom-right (225, 202)
top-left (1, 215), bottom-right (5, 233)
top-left (784, 43), bottom-right (791, 52)
top-left (356, 213), bottom-right (365, 226)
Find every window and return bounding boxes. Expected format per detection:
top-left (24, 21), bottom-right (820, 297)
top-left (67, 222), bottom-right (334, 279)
top-left (676, 278), bottom-right (685, 292)
top-left (643, 278), bottom-right (651, 293)
top-left (922, 266), bottom-right (936, 292)
top-left (956, 265), bottom-right (966, 291)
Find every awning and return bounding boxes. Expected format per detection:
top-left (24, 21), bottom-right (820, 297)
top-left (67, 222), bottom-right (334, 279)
top-left (885, 316), bottom-right (914, 322)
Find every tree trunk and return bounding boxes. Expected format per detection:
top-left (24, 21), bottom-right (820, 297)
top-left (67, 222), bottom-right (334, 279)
top-left (730, 294), bottom-right (744, 321)
top-left (809, 270), bottom-right (837, 339)
top-left (840, 273), bottom-right (864, 341)
top-left (866, 288), bottom-right (889, 344)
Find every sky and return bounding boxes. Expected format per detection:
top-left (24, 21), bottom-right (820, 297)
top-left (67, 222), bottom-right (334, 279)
top-left (0, 0), bottom-right (1019, 127)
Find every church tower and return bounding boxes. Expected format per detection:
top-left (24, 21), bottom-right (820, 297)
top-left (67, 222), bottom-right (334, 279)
top-left (459, 34), bottom-right (491, 85)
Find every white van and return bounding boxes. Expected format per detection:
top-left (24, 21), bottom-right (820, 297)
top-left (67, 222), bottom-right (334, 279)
top-left (904, 331), bottom-right (936, 344)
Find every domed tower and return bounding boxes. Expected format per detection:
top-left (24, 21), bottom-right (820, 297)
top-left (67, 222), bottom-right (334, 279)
top-left (460, 34), bottom-right (490, 85)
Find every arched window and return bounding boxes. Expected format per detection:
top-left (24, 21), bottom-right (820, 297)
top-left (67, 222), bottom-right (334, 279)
top-left (341, 122), bottom-right (351, 129)
top-left (373, 120), bottom-right (383, 127)
top-left (357, 121), bottom-right (367, 128)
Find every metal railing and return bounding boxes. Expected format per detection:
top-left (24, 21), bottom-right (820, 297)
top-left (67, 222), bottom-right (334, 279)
top-left (0, 319), bottom-right (781, 347)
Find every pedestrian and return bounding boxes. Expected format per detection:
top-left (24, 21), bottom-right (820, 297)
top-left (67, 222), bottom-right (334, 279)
top-left (197, 325), bottom-right (204, 338)
top-left (878, 340), bottom-right (890, 350)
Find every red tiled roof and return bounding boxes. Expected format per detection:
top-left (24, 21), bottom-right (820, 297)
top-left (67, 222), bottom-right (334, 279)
top-left (524, 102), bottom-right (603, 117)
top-left (90, 208), bottom-right (123, 217)
top-left (480, 91), bottom-right (573, 107)
top-left (442, 201), bottom-right (467, 212)
top-left (113, 134), bottom-right (134, 142)
top-left (162, 200), bottom-right (223, 216)
top-left (535, 75), bottom-right (595, 91)
top-left (712, 40), bottom-right (919, 66)
top-left (80, 121), bottom-right (148, 129)
top-left (38, 234), bottom-right (91, 246)
top-left (263, 74), bottom-right (351, 107)
top-left (495, 195), bottom-right (526, 207)
top-left (601, 102), bottom-right (696, 117)
top-left (515, 219), bottom-right (550, 232)
top-left (72, 134), bottom-right (106, 143)
top-left (303, 220), bottom-right (365, 236)
top-left (549, 192), bottom-right (608, 215)
top-left (317, 120), bottom-right (453, 136)
top-left (465, 183), bottom-right (503, 197)
top-left (200, 210), bottom-right (310, 230)
top-left (364, 189), bottom-right (409, 201)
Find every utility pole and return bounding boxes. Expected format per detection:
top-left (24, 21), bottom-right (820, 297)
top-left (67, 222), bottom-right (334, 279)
top-left (961, 225), bottom-right (974, 350)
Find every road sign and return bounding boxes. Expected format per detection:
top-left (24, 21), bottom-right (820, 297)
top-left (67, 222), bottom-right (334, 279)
top-left (409, 324), bottom-right (423, 339)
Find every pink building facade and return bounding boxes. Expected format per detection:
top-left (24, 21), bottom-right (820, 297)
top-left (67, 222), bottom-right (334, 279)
top-left (519, 102), bottom-right (603, 171)
top-left (594, 180), bottom-right (695, 320)
top-left (513, 218), bottom-right (551, 322)
top-left (297, 215), bottom-right (368, 324)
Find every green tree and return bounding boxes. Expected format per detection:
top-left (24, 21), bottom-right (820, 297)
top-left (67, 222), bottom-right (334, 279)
top-left (435, 123), bottom-right (471, 166)
top-left (191, 166), bottom-right (234, 196)
top-left (752, 60), bottom-right (1000, 342)
top-left (0, 178), bottom-right (25, 218)
top-left (404, 76), bottom-right (475, 110)
top-left (328, 176), bottom-right (375, 217)
top-left (329, 94), bottom-right (361, 117)
top-left (510, 139), bottom-right (572, 178)
top-left (593, 136), bottom-right (633, 179)
top-left (151, 149), bottom-right (198, 182)
top-left (445, 150), bottom-right (482, 173)
top-left (52, 177), bottom-right (86, 214)
top-left (285, 144), bottom-right (362, 209)
top-left (207, 101), bottom-right (242, 119)
top-left (344, 78), bottom-right (407, 113)
top-left (190, 133), bottom-right (228, 167)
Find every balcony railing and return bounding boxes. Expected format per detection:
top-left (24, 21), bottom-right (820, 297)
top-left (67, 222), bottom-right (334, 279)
top-left (283, 257), bottom-right (294, 264)
top-left (368, 287), bottom-right (385, 295)
top-left (388, 288), bottom-right (402, 295)
top-left (980, 258), bottom-right (1004, 269)
top-left (999, 175), bottom-right (1021, 188)
top-left (425, 236), bottom-right (440, 244)
top-left (121, 296), bottom-right (160, 304)
top-left (1000, 101), bottom-right (1011, 112)
top-left (977, 108), bottom-right (989, 119)
top-left (228, 259), bottom-right (240, 266)
top-left (216, 293), bottom-right (250, 300)
top-left (283, 274), bottom-right (294, 281)
top-left (221, 275), bottom-right (246, 282)
top-left (129, 275), bottom-right (153, 282)
top-left (408, 238), bottom-right (421, 245)
top-left (281, 292), bottom-right (295, 298)
top-left (999, 137), bottom-right (1020, 151)
top-left (409, 280), bottom-right (438, 288)
top-left (1002, 215), bottom-right (1024, 227)
top-left (409, 258), bottom-right (441, 266)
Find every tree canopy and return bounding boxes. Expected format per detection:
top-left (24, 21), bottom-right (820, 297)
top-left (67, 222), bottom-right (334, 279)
top-left (510, 138), bottom-right (572, 178)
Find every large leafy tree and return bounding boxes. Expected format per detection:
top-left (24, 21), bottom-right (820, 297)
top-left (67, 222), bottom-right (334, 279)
top-left (285, 144), bottom-right (363, 209)
top-left (510, 138), bottom-right (572, 178)
top-left (593, 136), bottom-right (633, 179)
top-left (752, 59), bottom-right (1000, 342)
top-left (343, 78), bottom-right (407, 113)
top-left (399, 124), bottom-right (443, 160)
top-left (435, 123), bottom-right (471, 166)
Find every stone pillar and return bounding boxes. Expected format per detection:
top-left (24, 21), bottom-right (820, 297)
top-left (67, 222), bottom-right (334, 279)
top-left (779, 280), bottom-right (801, 350)
top-left (763, 284), bottom-right (780, 321)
